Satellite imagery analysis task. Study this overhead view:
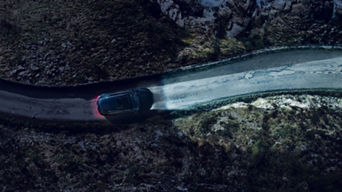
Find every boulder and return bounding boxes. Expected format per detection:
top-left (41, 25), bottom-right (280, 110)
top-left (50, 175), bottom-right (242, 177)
top-left (334, 0), bottom-right (342, 16)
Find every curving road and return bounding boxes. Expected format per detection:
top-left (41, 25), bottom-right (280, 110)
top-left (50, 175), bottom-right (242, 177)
top-left (0, 48), bottom-right (342, 122)
top-left (151, 57), bottom-right (342, 110)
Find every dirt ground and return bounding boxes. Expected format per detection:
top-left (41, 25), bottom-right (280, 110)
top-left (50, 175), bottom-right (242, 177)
top-left (0, 95), bottom-right (341, 191)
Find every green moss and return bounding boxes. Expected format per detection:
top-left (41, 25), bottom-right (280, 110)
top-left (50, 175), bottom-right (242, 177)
top-left (181, 33), bottom-right (197, 45)
top-left (197, 113), bottom-right (217, 135)
top-left (251, 140), bottom-right (261, 156)
top-left (25, 148), bottom-right (40, 163)
top-left (200, 47), bottom-right (215, 55)
top-left (218, 38), bottom-right (245, 55)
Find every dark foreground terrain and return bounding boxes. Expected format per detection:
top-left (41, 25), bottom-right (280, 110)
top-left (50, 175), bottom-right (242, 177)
top-left (1, 95), bottom-right (341, 191)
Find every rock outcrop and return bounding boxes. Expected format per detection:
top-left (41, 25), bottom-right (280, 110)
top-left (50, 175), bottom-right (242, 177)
top-left (334, 0), bottom-right (342, 17)
top-left (156, 0), bottom-right (341, 39)
top-left (156, 0), bottom-right (256, 37)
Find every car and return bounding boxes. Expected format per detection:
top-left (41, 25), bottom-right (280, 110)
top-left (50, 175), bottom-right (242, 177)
top-left (96, 88), bottom-right (154, 116)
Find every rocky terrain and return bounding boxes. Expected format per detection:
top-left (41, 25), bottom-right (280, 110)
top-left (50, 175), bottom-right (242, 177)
top-left (1, 1), bottom-right (342, 191)
top-left (0, 0), bottom-right (188, 85)
top-left (1, 94), bottom-right (341, 191)
top-left (1, 0), bottom-right (342, 86)
top-left (158, 0), bottom-right (342, 48)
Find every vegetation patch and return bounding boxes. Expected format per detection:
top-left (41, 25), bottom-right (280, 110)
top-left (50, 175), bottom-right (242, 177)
top-left (174, 94), bottom-right (342, 191)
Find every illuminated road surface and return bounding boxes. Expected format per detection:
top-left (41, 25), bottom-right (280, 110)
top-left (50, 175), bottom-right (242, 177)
top-left (150, 57), bottom-right (342, 110)
top-left (0, 49), bottom-right (341, 121)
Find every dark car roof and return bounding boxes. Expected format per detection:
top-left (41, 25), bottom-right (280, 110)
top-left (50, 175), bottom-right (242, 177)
top-left (98, 93), bottom-right (134, 114)
top-left (97, 88), bottom-right (153, 115)
top-left (101, 90), bottom-right (132, 97)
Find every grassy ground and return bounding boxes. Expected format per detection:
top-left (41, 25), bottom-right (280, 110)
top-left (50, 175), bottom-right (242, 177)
top-left (0, 94), bottom-right (341, 191)
top-left (2, 1), bottom-right (340, 86)
top-left (0, 0), bottom-right (188, 85)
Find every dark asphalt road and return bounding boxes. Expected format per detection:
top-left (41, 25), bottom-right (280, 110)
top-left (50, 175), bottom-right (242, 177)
top-left (0, 48), bottom-right (341, 121)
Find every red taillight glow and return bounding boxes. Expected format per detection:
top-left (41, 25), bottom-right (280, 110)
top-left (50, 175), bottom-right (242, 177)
top-left (91, 95), bottom-right (105, 119)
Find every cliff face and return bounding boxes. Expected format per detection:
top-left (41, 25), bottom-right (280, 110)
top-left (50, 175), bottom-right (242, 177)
top-left (334, 0), bottom-right (342, 16)
top-left (156, 0), bottom-right (256, 36)
top-left (156, 0), bottom-right (342, 44)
